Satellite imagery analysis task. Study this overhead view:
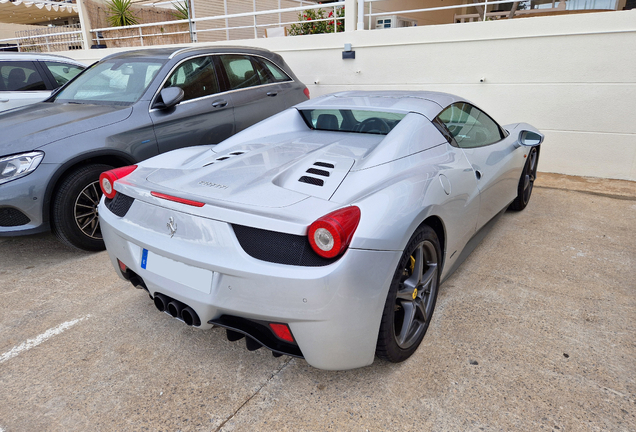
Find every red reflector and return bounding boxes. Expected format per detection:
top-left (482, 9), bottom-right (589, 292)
top-left (151, 191), bottom-right (205, 207)
top-left (99, 165), bottom-right (138, 199)
top-left (117, 259), bottom-right (127, 273)
top-left (269, 323), bottom-right (294, 343)
top-left (303, 87), bottom-right (310, 99)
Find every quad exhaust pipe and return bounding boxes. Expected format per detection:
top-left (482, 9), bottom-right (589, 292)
top-left (153, 293), bottom-right (201, 327)
top-left (118, 263), bottom-right (201, 327)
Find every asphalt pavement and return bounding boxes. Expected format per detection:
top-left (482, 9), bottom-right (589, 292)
top-left (0, 173), bottom-right (634, 432)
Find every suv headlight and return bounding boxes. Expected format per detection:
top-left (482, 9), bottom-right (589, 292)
top-left (0, 151), bottom-right (44, 185)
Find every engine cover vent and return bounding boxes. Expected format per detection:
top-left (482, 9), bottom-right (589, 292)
top-left (306, 168), bottom-right (330, 177)
top-left (313, 162), bottom-right (335, 169)
top-left (298, 176), bottom-right (324, 186)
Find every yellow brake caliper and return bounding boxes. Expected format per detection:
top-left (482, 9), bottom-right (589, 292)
top-left (409, 256), bottom-right (417, 299)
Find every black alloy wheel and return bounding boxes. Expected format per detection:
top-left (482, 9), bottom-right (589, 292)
top-left (509, 146), bottom-right (540, 211)
top-left (376, 225), bottom-right (441, 363)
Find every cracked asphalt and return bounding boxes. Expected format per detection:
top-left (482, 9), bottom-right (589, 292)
top-left (0, 173), bottom-right (634, 431)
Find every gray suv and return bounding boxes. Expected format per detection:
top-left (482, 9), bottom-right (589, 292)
top-left (0, 46), bottom-right (308, 250)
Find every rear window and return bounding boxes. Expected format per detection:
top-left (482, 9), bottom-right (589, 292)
top-left (300, 109), bottom-right (406, 135)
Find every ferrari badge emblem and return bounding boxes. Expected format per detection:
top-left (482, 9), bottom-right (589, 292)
top-left (412, 288), bottom-right (418, 300)
top-left (167, 217), bottom-right (177, 238)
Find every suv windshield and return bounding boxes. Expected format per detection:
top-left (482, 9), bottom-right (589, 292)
top-left (300, 109), bottom-right (406, 135)
top-left (53, 58), bottom-right (164, 105)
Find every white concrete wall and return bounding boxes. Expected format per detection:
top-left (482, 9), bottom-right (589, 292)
top-left (64, 10), bottom-right (636, 180)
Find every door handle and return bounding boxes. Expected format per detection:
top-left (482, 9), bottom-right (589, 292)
top-left (475, 170), bottom-right (482, 180)
top-left (0, 99), bottom-right (9, 103)
top-left (212, 100), bottom-right (228, 108)
top-left (266, 91), bottom-right (278, 97)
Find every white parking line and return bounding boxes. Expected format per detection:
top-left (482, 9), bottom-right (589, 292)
top-left (0, 315), bottom-right (90, 365)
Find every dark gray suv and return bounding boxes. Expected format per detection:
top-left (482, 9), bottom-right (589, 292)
top-left (0, 46), bottom-right (308, 251)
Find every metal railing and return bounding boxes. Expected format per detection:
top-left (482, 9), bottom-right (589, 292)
top-left (360, 0), bottom-right (526, 26)
top-left (359, 0), bottom-right (618, 28)
top-left (0, 24), bottom-right (83, 52)
top-left (90, 2), bottom-right (345, 46)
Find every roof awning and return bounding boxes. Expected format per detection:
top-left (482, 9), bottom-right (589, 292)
top-left (0, 0), bottom-right (78, 25)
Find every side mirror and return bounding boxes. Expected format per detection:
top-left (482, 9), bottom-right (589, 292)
top-left (155, 87), bottom-right (184, 110)
top-left (519, 130), bottom-right (543, 146)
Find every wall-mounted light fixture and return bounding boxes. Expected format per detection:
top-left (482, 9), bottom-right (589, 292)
top-left (342, 43), bottom-right (355, 60)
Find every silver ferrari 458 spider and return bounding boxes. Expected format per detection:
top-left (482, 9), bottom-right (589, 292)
top-left (99, 91), bottom-right (543, 370)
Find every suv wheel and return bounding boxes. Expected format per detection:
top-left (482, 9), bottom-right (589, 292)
top-left (52, 164), bottom-right (112, 251)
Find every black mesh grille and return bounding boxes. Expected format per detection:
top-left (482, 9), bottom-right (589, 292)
top-left (298, 176), bottom-right (324, 186)
top-left (0, 207), bottom-right (30, 227)
top-left (306, 168), bottom-right (330, 177)
top-left (314, 162), bottom-right (334, 168)
top-left (232, 224), bottom-right (338, 267)
top-left (105, 193), bottom-right (135, 217)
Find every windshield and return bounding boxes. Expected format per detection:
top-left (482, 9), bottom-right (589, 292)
top-left (300, 109), bottom-right (406, 135)
top-left (53, 58), bottom-right (164, 105)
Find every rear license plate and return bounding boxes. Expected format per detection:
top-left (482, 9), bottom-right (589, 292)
top-left (141, 248), bottom-right (213, 294)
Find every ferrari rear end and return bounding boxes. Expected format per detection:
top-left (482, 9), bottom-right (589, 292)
top-left (98, 158), bottom-right (400, 370)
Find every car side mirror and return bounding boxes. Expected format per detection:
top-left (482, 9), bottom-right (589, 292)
top-left (519, 130), bottom-right (543, 146)
top-left (155, 87), bottom-right (184, 110)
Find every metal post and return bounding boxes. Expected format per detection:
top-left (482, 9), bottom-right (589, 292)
top-left (224, 0), bottom-right (229, 41)
top-left (484, 0), bottom-right (488, 20)
top-left (253, 0), bottom-right (257, 39)
top-left (334, 5), bottom-right (337, 33)
top-left (189, 0), bottom-right (197, 43)
top-left (186, 0), bottom-right (194, 43)
top-left (356, 0), bottom-right (364, 30)
top-left (139, 27), bottom-right (144, 46)
top-left (45, 35), bottom-right (51, 52)
top-left (368, 2), bottom-right (372, 29)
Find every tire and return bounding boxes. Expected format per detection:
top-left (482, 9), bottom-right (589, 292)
top-left (376, 225), bottom-right (441, 363)
top-left (51, 164), bottom-right (113, 251)
top-left (509, 146), bottom-right (540, 211)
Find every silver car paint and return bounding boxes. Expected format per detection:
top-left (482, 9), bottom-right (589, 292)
top-left (99, 91), bottom-right (542, 369)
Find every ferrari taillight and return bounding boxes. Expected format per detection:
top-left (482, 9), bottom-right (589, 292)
top-left (99, 165), bottom-right (137, 199)
top-left (308, 206), bottom-right (360, 259)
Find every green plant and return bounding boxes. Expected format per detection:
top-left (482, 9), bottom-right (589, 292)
top-left (288, 6), bottom-right (344, 36)
top-left (106, 0), bottom-right (139, 27)
top-left (172, 1), bottom-right (189, 21)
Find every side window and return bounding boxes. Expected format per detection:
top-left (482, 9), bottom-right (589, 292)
top-left (220, 55), bottom-right (263, 90)
top-left (437, 103), bottom-right (505, 148)
top-left (43, 61), bottom-right (84, 87)
top-left (0, 61), bottom-right (46, 91)
top-left (164, 56), bottom-right (219, 102)
top-left (258, 58), bottom-right (291, 83)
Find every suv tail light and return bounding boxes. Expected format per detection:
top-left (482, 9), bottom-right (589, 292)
top-left (308, 206), bottom-right (360, 259)
top-left (303, 87), bottom-right (310, 99)
top-left (99, 165), bottom-right (137, 199)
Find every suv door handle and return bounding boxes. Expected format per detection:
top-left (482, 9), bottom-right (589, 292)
top-left (212, 100), bottom-right (228, 108)
top-left (266, 91), bottom-right (278, 97)
top-left (0, 99), bottom-right (8, 103)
